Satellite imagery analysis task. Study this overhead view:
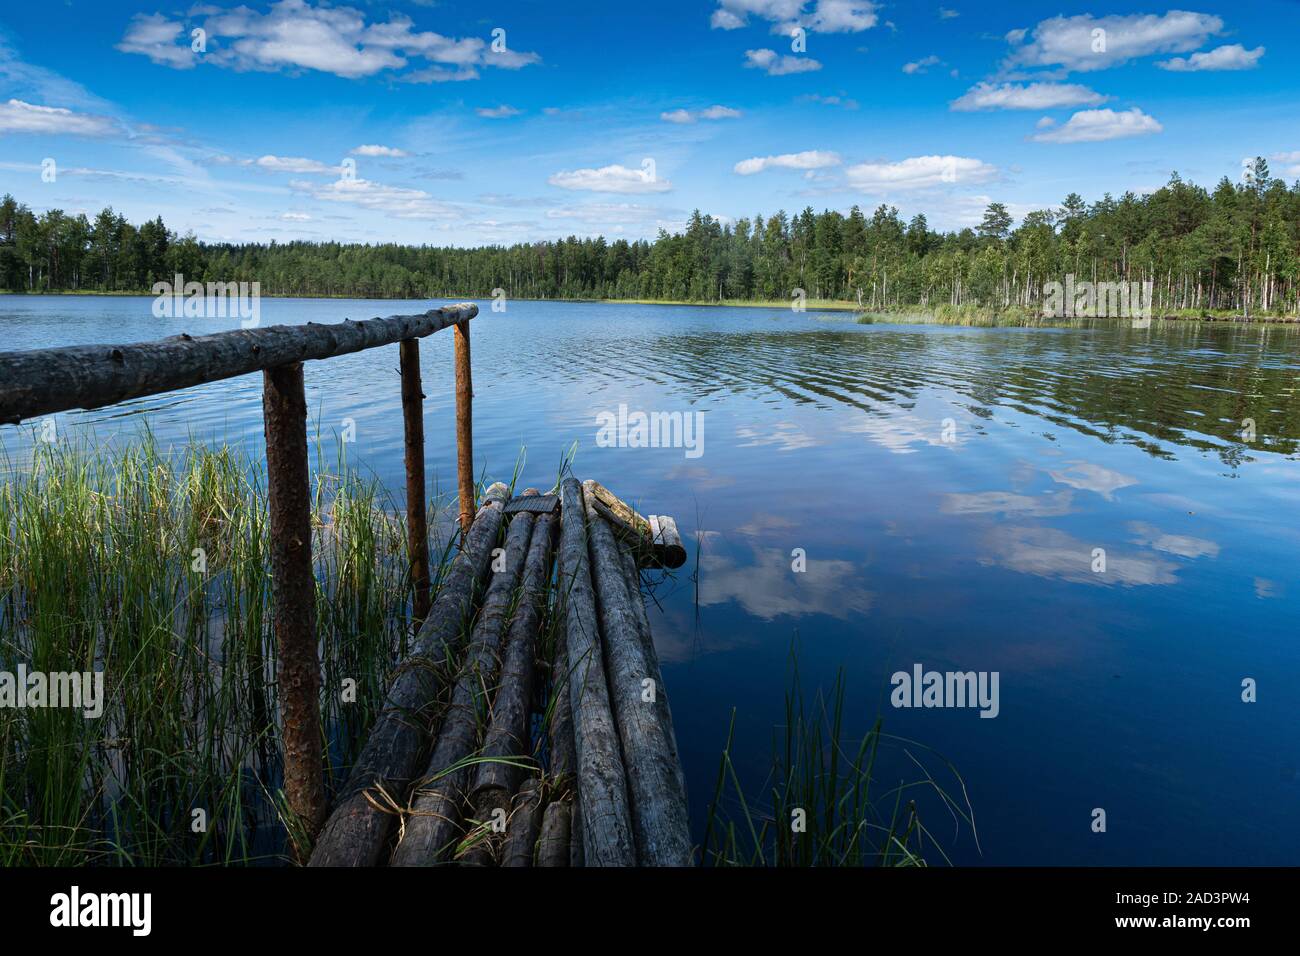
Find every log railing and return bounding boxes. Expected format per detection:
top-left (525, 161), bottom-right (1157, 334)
top-left (0, 303), bottom-right (479, 855)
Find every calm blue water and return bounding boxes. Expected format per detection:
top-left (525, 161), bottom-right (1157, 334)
top-left (2, 295), bottom-right (1298, 865)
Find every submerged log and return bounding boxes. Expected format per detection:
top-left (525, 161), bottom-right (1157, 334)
top-left (537, 799), bottom-right (572, 868)
top-left (0, 304), bottom-right (478, 425)
top-left (583, 479), bottom-right (686, 569)
top-left (308, 482), bottom-right (509, 868)
top-left (558, 477), bottom-right (635, 866)
top-left (501, 778), bottom-right (544, 868)
top-left (391, 502), bottom-right (537, 866)
top-left (619, 542), bottom-right (686, 799)
top-left (581, 481), bottom-right (692, 866)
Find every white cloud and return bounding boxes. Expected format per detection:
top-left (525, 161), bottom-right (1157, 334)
top-left (939, 7), bottom-right (960, 19)
top-left (252, 154), bottom-right (337, 174)
top-left (1006, 11), bottom-right (1224, 73)
top-left (660, 104), bottom-right (742, 123)
top-left (117, 0), bottom-right (540, 82)
top-left (351, 144), bottom-right (409, 157)
top-left (1157, 43), bottom-right (1264, 72)
top-left (548, 163), bottom-right (672, 193)
top-left (710, 1), bottom-right (878, 33)
top-left (476, 104), bottom-right (521, 119)
top-left (902, 54), bottom-right (941, 74)
top-left (291, 176), bottom-right (462, 220)
top-left (1029, 107), bottom-right (1162, 143)
top-left (845, 154), bottom-right (998, 190)
top-left (0, 98), bottom-right (120, 137)
top-left (734, 150), bottom-right (842, 175)
top-left (116, 14), bottom-right (197, 69)
top-left (744, 48), bottom-right (822, 75)
top-left (950, 81), bottom-right (1107, 111)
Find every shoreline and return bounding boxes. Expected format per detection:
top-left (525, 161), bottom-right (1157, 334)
top-left (2, 289), bottom-right (1295, 324)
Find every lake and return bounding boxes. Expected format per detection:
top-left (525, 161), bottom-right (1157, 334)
top-left (2, 294), bottom-right (1298, 865)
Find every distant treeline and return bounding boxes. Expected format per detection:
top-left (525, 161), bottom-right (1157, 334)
top-left (2, 158), bottom-right (1298, 313)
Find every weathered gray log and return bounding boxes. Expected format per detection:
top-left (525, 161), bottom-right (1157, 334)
top-left (459, 787), bottom-right (512, 868)
top-left (470, 498), bottom-right (556, 800)
top-left (619, 541), bottom-right (686, 802)
top-left (547, 595), bottom-right (577, 790)
top-left (582, 481), bottom-right (692, 867)
top-left (538, 799), bottom-right (572, 868)
top-left (558, 477), bottom-right (635, 866)
top-left (461, 493), bottom-right (555, 866)
top-left (583, 479), bottom-right (687, 569)
top-left (391, 503), bottom-right (537, 866)
top-left (308, 481), bottom-right (509, 868)
top-left (501, 778), bottom-right (544, 867)
top-left (0, 304), bottom-right (478, 425)
top-left (570, 801), bottom-right (585, 868)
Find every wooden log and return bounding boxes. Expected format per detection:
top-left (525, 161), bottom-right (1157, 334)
top-left (584, 479), bottom-right (687, 569)
top-left (581, 481), bottom-right (692, 866)
top-left (537, 799), bottom-right (572, 868)
top-left (453, 320), bottom-right (475, 536)
top-left (471, 498), bottom-right (556, 799)
top-left (619, 541), bottom-right (686, 800)
top-left (570, 801), bottom-right (585, 868)
top-left (501, 778), bottom-right (544, 868)
top-left (558, 477), bottom-right (635, 866)
top-left (308, 482), bottom-right (510, 868)
top-left (461, 492), bottom-right (555, 865)
top-left (399, 338), bottom-right (431, 624)
top-left (0, 304), bottom-right (478, 425)
top-left (263, 362), bottom-right (326, 856)
top-left (459, 787), bottom-right (512, 868)
top-left (547, 588), bottom-right (577, 790)
top-left (390, 504), bottom-right (537, 866)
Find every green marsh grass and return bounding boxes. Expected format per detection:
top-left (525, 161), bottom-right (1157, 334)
top-left (0, 434), bottom-right (450, 865)
top-left (704, 649), bottom-right (978, 867)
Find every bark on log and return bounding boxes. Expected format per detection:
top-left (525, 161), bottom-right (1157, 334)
top-left (619, 542), bottom-right (686, 801)
top-left (570, 801), bottom-right (585, 868)
top-left (308, 481), bottom-right (509, 867)
top-left (0, 304), bottom-right (478, 425)
top-left (581, 481), bottom-right (692, 866)
top-left (583, 479), bottom-right (687, 569)
top-left (390, 504), bottom-right (537, 866)
top-left (501, 778), bottom-right (544, 868)
top-left (263, 363), bottom-right (327, 856)
top-left (453, 320), bottom-right (475, 536)
top-left (459, 787), bottom-right (512, 868)
top-left (547, 586), bottom-right (577, 791)
top-left (537, 799), bottom-right (572, 868)
top-left (461, 493), bottom-right (555, 865)
top-left (400, 338), bottom-right (431, 624)
top-left (558, 477), bottom-right (635, 866)
top-left (471, 502), bottom-right (556, 799)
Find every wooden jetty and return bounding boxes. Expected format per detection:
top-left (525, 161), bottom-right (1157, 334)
top-left (0, 302), bottom-right (692, 867)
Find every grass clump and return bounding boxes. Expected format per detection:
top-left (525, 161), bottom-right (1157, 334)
top-left (704, 649), bottom-right (978, 867)
top-left (0, 434), bottom-right (445, 865)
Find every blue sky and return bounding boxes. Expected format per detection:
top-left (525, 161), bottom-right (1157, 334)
top-left (0, 0), bottom-right (1296, 245)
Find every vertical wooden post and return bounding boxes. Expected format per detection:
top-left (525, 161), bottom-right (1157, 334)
top-left (262, 362), bottom-right (326, 857)
top-left (453, 319), bottom-right (475, 537)
top-left (399, 338), bottom-right (431, 623)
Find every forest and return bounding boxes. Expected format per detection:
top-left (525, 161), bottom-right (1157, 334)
top-left (1, 158), bottom-right (1297, 315)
